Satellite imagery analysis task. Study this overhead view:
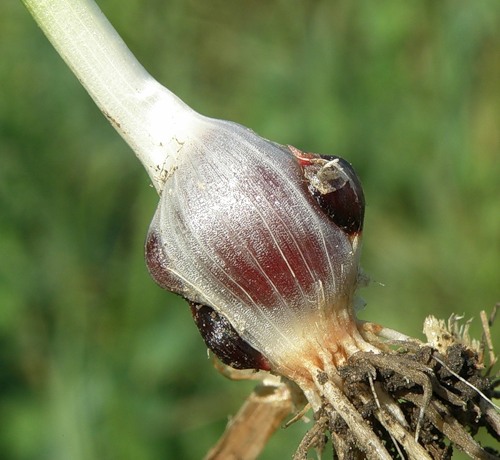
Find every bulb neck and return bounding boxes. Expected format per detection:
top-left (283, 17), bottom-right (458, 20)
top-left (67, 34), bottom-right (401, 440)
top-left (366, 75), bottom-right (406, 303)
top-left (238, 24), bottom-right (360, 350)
top-left (22, 0), bottom-right (200, 193)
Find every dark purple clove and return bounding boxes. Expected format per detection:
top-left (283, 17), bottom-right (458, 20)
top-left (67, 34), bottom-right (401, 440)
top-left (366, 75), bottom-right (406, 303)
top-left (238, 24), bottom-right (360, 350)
top-left (189, 301), bottom-right (271, 371)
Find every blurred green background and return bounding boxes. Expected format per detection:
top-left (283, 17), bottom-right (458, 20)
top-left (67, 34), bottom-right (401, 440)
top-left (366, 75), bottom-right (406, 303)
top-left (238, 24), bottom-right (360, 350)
top-left (1, 1), bottom-right (499, 459)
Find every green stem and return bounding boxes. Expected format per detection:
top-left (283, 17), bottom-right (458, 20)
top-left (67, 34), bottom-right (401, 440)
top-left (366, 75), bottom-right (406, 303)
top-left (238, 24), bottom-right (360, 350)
top-left (22, 0), bottom-right (200, 193)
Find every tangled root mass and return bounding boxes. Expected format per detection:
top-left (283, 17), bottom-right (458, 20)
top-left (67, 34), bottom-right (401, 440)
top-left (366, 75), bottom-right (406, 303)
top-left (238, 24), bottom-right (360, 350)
top-left (293, 341), bottom-right (499, 460)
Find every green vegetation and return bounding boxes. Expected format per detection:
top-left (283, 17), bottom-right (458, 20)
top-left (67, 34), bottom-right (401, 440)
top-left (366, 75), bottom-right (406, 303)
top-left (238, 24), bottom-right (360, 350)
top-left (1, 1), bottom-right (499, 459)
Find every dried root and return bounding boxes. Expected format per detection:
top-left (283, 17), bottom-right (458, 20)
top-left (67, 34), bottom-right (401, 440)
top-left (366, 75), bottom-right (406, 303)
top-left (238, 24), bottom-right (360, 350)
top-left (205, 308), bottom-right (499, 460)
top-left (294, 308), bottom-right (499, 460)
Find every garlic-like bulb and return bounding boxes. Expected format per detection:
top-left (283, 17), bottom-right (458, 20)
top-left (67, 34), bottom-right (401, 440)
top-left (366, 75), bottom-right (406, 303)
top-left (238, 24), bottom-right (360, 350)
top-left (146, 116), bottom-right (375, 383)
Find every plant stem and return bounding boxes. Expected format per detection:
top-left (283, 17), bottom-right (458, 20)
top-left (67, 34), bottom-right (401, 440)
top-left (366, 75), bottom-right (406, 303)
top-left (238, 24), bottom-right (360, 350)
top-left (21, 0), bottom-right (200, 193)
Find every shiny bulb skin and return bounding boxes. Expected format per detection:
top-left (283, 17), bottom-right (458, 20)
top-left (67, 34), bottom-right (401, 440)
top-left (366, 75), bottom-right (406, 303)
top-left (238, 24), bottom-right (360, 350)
top-left (146, 117), bottom-right (368, 380)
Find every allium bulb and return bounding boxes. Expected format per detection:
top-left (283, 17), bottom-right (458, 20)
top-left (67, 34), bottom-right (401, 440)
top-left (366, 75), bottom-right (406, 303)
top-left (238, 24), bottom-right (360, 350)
top-left (25, 2), bottom-right (497, 455)
top-left (146, 116), bottom-right (379, 395)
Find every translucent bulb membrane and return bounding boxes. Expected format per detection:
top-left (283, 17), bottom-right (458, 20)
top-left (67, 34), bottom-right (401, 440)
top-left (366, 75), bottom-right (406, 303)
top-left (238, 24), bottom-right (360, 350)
top-left (147, 116), bottom-right (378, 380)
